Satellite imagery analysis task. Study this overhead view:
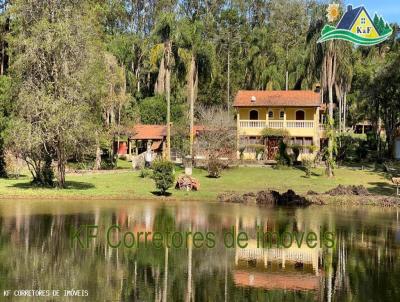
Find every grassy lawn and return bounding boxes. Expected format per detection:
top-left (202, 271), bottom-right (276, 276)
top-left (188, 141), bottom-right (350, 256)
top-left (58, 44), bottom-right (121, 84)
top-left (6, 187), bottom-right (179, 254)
top-left (0, 165), bottom-right (394, 201)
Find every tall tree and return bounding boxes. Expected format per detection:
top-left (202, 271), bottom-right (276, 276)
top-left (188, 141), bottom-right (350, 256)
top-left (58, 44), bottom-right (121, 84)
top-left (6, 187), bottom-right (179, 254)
top-left (7, 0), bottom-right (104, 187)
top-left (176, 18), bottom-right (215, 158)
top-left (153, 13), bottom-right (175, 160)
top-left (368, 53), bottom-right (400, 158)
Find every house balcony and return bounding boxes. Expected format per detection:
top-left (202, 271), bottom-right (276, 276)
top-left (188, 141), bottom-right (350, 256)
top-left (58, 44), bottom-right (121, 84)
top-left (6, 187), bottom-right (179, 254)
top-left (238, 120), bottom-right (323, 137)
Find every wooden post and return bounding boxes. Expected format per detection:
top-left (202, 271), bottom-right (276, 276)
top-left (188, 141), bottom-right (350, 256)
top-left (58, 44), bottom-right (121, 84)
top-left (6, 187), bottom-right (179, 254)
top-left (283, 108), bottom-right (286, 128)
top-left (236, 111), bottom-right (240, 160)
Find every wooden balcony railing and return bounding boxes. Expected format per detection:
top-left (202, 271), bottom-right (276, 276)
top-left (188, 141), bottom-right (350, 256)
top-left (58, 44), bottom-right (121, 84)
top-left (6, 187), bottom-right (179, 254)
top-left (239, 120), bottom-right (315, 129)
top-left (239, 120), bottom-right (267, 128)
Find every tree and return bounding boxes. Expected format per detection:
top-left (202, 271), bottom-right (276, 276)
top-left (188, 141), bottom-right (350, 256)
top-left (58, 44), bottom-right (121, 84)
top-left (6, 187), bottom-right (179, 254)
top-left (151, 159), bottom-right (175, 195)
top-left (176, 18), bottom-right (215, 159)
top-left (368, 53), bottom-right (400, 158)
top-left (0, 75), bottom-right (11, 177)
top-left (268, 0), bottom-right (308, 90)
top-left (322, 41), bottom-right (337, 177)
top-left (152, 13), bottom-right (175, 160)
top-left (139, 95), bottom-right (182, 124)
top-left (196, 106), bottom-right (236, 178)
top-left (7, 0), bottom-right (103, 187)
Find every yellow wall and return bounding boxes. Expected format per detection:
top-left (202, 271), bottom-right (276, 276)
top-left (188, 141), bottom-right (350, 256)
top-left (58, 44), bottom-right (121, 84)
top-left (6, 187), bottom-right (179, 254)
top-left (350, 10), bottom-right (379, 38)
top-left (237, 107), bottom-right (316, 121)
top-left (237, 106), bottom-right (322, 141)
top-left (285, 108), bottom-right (315, 120)
top-left (238, 108), bottom-right (268, 120)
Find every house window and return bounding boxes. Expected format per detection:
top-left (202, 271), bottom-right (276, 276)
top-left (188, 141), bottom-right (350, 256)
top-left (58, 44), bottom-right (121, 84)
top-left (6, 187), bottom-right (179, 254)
top-left (296, 110), bottom-right (305, 120)
top-left (268, 111), bottom-right (274, 119)
top-left (249, 110), bottom-right (259, 120)
top-left (279, 111), bottom-right (285, 120)
top-left (361, 17), bottom-right (366, 25)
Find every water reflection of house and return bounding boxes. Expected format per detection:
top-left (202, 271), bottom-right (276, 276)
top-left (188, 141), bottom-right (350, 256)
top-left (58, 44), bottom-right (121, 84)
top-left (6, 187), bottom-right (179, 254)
top-left (235, 240), bottom-right (321, 274)
top-left (234, 270), bottom-right (320, 291)
top-left (234, 239), bottom-right (322, 291)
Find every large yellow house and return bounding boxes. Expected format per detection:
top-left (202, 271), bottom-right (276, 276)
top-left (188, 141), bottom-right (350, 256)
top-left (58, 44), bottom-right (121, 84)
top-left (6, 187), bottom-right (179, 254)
top-left (233, 90), bottom-right (325, 160)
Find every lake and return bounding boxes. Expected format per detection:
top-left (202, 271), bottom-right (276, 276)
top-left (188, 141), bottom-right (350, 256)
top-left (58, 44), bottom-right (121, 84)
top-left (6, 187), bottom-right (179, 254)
top-left (0, 200), bottom-right (399, 301)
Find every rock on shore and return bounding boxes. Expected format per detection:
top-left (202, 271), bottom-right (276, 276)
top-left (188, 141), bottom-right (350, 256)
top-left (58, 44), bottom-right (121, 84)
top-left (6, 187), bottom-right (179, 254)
top-left (217, 189), bottom-right (324, 206)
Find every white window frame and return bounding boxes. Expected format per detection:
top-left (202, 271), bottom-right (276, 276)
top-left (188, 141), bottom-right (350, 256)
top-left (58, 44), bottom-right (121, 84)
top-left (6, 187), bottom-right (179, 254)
top-left (279, 111), bottom-right (285, 120)
top-left (268, 111), bottom-right (274, 119)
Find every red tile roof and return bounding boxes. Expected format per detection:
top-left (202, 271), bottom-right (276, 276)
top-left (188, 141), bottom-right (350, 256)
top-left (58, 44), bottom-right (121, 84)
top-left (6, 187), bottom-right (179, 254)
top-left (128, 124), bottom-right (205, 140)
top-left (233, 90), bottom-right (321, 107)
top-left (130, 124), bottom-right (167, 140)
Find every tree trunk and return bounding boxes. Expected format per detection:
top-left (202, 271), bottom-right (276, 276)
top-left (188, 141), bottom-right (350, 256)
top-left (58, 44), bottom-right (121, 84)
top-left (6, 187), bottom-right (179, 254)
top-left (343, 91), bottom-right (347, 131)
top-left (326, 41), bottom-right (336, 178)
top-left (56, 141), bottom-right (66, 188)
top-left (165, 41), bottom-right (171, 161)
top-left (155, 55), bottom-right (166, 95)
top-left (188, 55), bottom-right (197, 159)
top-left (94, 132), bottom-right (101, 170)
top-left (227, 50), bottom-right (230, 115)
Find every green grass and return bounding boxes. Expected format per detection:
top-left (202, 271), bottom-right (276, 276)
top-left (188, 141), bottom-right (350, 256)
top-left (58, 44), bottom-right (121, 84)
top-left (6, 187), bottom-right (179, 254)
top-left (0, 165), bottom-right (394, 201)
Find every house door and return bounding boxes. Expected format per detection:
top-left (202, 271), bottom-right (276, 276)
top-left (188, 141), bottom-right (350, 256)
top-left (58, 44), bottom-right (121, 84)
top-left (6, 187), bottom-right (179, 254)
top-left (266, 138), bottom-right (279, 160)
top-left (396, 139), bottom-right (400, 159)
top-left (296, 110), bottom-right (305, 120)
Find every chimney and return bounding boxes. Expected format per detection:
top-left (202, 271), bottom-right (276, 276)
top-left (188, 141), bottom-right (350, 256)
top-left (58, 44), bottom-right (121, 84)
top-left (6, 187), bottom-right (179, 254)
top-left (347, 5), bottom-right (352, 12)
top-left (251, 96), bottom-right (256, 103)
top-left (314, 83), bottom-right (321, 93)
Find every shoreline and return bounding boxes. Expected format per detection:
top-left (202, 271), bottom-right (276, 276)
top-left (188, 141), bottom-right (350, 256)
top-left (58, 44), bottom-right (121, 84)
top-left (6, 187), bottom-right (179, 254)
top-left (0, 191), bottom-right (398, 208)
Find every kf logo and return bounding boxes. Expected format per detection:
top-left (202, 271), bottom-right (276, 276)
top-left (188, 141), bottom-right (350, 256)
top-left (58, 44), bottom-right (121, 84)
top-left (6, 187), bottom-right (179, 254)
top-left (70, 225), bottom-right (98, 248)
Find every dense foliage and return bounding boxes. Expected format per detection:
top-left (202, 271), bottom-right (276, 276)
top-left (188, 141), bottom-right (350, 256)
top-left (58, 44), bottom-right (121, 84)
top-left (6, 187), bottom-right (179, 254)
top-left (0, 0), bottom-right (398, 186)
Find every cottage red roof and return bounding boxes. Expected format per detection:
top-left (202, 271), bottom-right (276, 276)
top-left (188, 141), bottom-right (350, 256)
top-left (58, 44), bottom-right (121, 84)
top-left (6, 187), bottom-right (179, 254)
top-left (130, 124), bottom-right (167, 140)
top-left (128, 124), bottom-right (204, 139)
top-left (233, 90), bottom-right (321, 107)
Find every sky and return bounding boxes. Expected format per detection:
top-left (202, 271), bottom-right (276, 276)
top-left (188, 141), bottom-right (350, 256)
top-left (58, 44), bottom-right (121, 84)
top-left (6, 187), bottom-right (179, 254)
top-left (345, 0), bottom-right (400, 23)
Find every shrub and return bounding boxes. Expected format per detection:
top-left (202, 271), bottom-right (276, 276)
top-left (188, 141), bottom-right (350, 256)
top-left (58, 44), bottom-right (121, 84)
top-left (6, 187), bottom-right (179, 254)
top-left (261, 128), bottom-right (290, 138)
top-left (208, 158), bottom-right (223, 178)
top-left (238, 146), bottom-right (246, 161)
top-left (254, 144), bottom-right (265, 160)
top-left (139, 168), bottom-right (151, 178)
top-left (4, 151), bottom-right (23, 179)
top-left (151, 160), bottom-right (175, 195)
top-left (300, 154), bottom-right (315, 178)
top-left (276, 140), bottom-right (291, 166)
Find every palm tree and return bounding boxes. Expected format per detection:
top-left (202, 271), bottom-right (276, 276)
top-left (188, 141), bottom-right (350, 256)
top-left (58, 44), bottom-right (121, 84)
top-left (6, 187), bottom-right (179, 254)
top-left (152, 13), bottom-right (175, 160)
top-left (176, 18), bottom-right (215, 159)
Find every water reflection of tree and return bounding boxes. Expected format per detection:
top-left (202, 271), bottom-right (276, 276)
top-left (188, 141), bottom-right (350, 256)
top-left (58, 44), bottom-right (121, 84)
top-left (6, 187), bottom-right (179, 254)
top-left (0, 204), bottom-right (399, 301)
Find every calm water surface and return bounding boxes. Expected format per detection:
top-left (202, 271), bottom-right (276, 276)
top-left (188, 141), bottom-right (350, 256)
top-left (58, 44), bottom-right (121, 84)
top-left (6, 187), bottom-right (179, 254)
top-left (0, 200), bottom-right (399, 301)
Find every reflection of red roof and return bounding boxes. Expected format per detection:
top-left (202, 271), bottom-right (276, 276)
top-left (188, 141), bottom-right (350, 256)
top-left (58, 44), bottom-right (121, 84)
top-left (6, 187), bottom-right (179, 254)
top-left (233, 270), bottom-right (319, 291)
top-left (130, 125), bottom-right (167, 140)
top-left (233, 90), bottom-right (321, 107)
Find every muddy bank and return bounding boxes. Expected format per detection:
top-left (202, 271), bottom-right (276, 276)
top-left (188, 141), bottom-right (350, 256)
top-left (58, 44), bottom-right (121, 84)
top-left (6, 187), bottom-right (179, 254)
top-left (218, 185), bottom-right (399, 208)
top-left (324, 185), bottom-right (370, 196)
top-left (217, 189), bottom-right (324, 207)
